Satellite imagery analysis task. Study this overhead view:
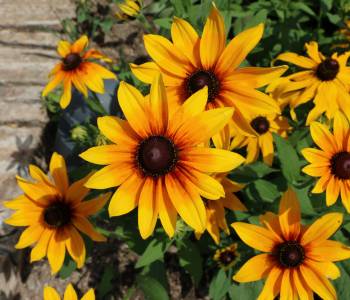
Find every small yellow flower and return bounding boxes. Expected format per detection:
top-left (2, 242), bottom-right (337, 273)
top-left (42, 35), bottom-right (116, 109)
top-left (43, 284), bottom-right (95, 300)
top-left (302, 111), bottom-right (350, 212)
top-left (213, 243), bottom-right (239, 270)
top-left (116, 0), bottom-right (142, 20)
top-left (231, 112), bottom-right (290, 166)
top-left (232, 187), bottom-right (350, 300)
top-left (4, 152), bottom-right (111, 274)
top-left (271, 41), bottom-right (350, 124)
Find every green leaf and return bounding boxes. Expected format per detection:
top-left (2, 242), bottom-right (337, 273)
top-left (59, 258), bottom-right (76, 279)
top-left (229, 281), bottom-right (264, 300)
top-left (250, 179), bottom-right (280, 203)
top-left (177, 240), bottom-right (203, 285)
top-left (135, 238), bottom-right (171, 269)
top-left (230, 161), bottom-right (277, 183)
top-left (136, 275), bottom-right (170, 300)
top-left (334, 262), bottom-right (350, 300)
top-left (290, 3), bottom-right (316, 17)
top-left (273, 133), bottom-right (301, 184)
top-left (154, 18), bottom-right (172, 29)
top-left (97, 265), bottom-right (114, 299)
top-left (209, 269), bottom-right (231, 300)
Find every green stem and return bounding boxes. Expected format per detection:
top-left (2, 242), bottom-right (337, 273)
top-left (85, 92), bottom-right (108, 116)
top-left (137, 12), bottom-right (153, 33)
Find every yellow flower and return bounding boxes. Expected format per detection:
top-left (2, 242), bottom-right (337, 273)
top-left (130, 4), bottom-right (287, 134)
top-left (272, 41), bottom-right (350, 124)
top-left (44, 284), bottom-right (95, 300)
top-left (232, 188), bottom-right (350, 300)
top-left (213, 243), bottom-right (239, 270)
top-left (302, 111), bottom-right (350, 212)
top-left (231, 112), bottom-right (290, 166)
top-left (42, 35), bottom-right (116, 109)
top-left (4, 153), bottom-right (110, 274)
top-left (116, 0), bottom-right (142, 20)
top-left (80, 74), bottom-right (245, 239)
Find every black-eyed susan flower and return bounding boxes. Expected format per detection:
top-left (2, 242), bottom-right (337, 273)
top-left (272, 41), bottom-right (350, 124)
top-left (130, 4), bottom-right (287, 133)
top-left (80, 74), bottom-right (245, 239)
top-left (4, 153), bottom-right (110, 274)
top-left (302, 111), bottom-right (350, 212)
top-left (231, 112), bottom-right (290, 166)
top-left (44, 284), bottom-right (95, 300)
top-left (116, 0), bottom-right (142, 20)
top-left (232, 187), bottom-right (350, 300)
top-left (42, 35), bottom-right (116, 109)
top-left (214, 243), bottom-right (239, 270)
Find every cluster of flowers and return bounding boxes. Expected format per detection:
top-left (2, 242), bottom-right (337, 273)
top-left (5, 4), bottom-right (350, 300)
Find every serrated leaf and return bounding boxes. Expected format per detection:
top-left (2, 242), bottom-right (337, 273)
top-left (230, 161), bottom-right (277, 183)
top-left (250, 179), bottom-right (280, 203)
top-left (137, 275), bottom-right (170, 300)
top-left (209, 269), bottom-right (231, 300)
top-left (135, 238), bottom-right (171, 269)
top-left (59, 258), bottom-right (76, 279)
top-left (229, 281), bottom-right (264, 300)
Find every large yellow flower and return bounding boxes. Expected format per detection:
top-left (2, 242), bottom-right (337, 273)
top-left (42, 35), bottom-right (116, 109)
top-left (302, 111), bottom-right (350, 212)
top-left (232, 188), bottom-right (350, 300)
top-left (130, 5), bottom-right (287, 132)
top-left (44, 284), bottom-right (94, 300)
top-left (231, 112), bottom-right (290, 166)
top-left (80, 74), bottom-right (245, 239)
top-left (4, 153), bottom-right (110, 274)
top-left (272, 41), bottom-right (350, 124)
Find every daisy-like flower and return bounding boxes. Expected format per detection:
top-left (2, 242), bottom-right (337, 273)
top-left (4, 153), bottom-right (110, 274)
top-left (42, 35), bottom-right (116, 109)
top-left (232, 187), bottom-right (350, 300)
top-left (302, 111), bottom-right (350, 212)
top-left (214, 243), bottom-right (239, 270)
top-left (231, 112), bottom-right (290, 166)
top-left (130, 5), bottom-right (287, 133)
top-left (116, 0), bottom-right (142, 20)
top-left (80, 74), bottom-right (245, 239)
top-left (44, 284), bottom-right (95, 300)
top-left (272, 41), bottom-right (350, 124)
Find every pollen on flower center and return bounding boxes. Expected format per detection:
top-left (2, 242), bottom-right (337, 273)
top-left (316, 58), bottom-right (339, 81)
top-left (331, 151), bottom-right (350, 179)
top-left (186, 70), bottom-right (220, 102)
top-left (62, 53), bottom-right (82, 71)
top-left (43, 200), bottom-right (72, 228)
top-left (276, 241), bottom-right (305, 268)
top-left (136, 135), bottom-right (178, 177)
top-left (250, 116), bottom-right (270, 134)
top-left (219, 251), bottom-right (236, 266)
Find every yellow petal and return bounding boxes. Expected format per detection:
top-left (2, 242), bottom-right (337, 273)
top-left (180, 147), bottom-right (245, 173)
top-left (307, 240), bottom-right (350, 261)
top-left (275, 52), bottom-right (317, 69)
top-left (325, 176), bottom-right (340, 206)
top-left (42, 71), bottom-right (64, 97)
top-left (15, 224), bottom-right (44, 249)
top-left (57, 40), bottom-right (71, 57)
top-left (47, 231), bottom-right (67, 274)
top-left (231, 222), bottom-right (280, 252)
top-left (71, 35), bottom-right (88, 53)
top-left (108, 172), bottom-right (143, 217)
top-left (280, 269), bottom-right (294, 300)
top-left (301, 148), bottom-right (331, 164)
top-left (73, 216), bottom-right (106, 242)
top-left (60, 78), bottom-right (72, 109)
top-left (85, 62), bottom-right (116, 79)
top-left (81, 289), bottom-right (95, 300)
top-left (293, 270), bottom-right (313, 300)
top-left (310, 121), bottom-right (337, 154)
top-left (30, 229), bottom-right (54, 262)
top-left (66, 173), bottom-right (91, 204)
top-left (306, 259), bottom-right (340, 280)
top-left (63, 284), bottom-right (78, 300)
top-left (138, 178), bottom-right (158, 239)
top-left (200, 5), bottom-right (225, 69)
top-left (76, 192), bottom-right (111, 216)
top-left (217, 23), bottom-right (264, 75)
top-left (118, 81), bottom-right (151, 138)
top-left (79, 145), bottom-right (133, 165)
top-left (65, 226), bottom-right (86, 269)
top-left (333, 110), bottom-right (349, 149)
top-left (171, 17), bottom-right (200, 67)
top-left (158, 181), bottom-right (177, 237)
top-left (305, 41), bottom-right (321, 63)
top-left (50, 152), bottom-right (69, 194)
top-left (257, 267), bottom-right (283, 300)
top-left (233, 254), bottom-right (274, 282)
top-left (259, 133), bottom-right (274, 166)
top-left (130, 62), bottom-right (161, 84)
top-left (44, 286), bottom-right (61, 300)
top-left (301, 213), bottom-right (343, 245)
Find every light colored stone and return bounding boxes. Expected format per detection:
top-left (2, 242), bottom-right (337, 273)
top-left (0, 84), bottom-right (42, 102)
top-left (0, 101), bottom-right (47, 123)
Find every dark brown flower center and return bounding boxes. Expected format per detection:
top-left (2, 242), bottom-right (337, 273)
top-left (62, 53), bottom-right (82, 71)
top-left (219, 251), bottom-right (236, 266)
top-left (331, 151), bottom-right (350, 179)
top-left (277, 241), bottom-right (305, 268)
top-left (136, 136), bottom-right (178, 177)
top-left (43, 201), bottom-right (72, 228)
top-left (186, 70), bottom-right (220, 102)
top-left (316, 58), bottom-right (339, 81)
top-left (250, 116), bottom-right (270, 134)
